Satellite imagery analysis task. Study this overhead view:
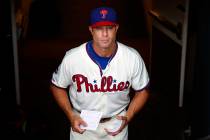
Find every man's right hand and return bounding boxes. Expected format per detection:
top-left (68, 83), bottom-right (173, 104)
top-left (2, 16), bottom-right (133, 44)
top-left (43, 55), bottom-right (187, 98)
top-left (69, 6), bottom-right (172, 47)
top-left (69, 114), bottom-right (87, 134)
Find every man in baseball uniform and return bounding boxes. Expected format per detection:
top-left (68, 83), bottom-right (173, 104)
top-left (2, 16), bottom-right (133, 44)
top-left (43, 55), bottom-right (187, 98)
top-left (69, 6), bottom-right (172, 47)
top-left (50, 6), bottom-right (150, 140)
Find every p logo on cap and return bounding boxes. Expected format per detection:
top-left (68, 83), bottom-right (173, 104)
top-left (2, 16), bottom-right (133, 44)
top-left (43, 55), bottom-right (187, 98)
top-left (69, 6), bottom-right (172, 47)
top-left (90, 7), bottom-right (117, 27)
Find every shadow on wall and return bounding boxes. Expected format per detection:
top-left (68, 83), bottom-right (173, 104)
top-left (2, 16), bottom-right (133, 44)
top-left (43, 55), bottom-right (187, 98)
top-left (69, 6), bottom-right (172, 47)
top-left (26, 0), bottom-right (61, 39)
top-left (24, 0), bottom-right (152, 40)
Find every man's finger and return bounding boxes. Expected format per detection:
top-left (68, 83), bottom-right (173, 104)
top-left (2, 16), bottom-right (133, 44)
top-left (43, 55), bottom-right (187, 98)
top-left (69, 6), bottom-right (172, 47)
top-left (116, 115), bottom-right (127, 120)
top-left (80, 120), bottom-right (88, 127)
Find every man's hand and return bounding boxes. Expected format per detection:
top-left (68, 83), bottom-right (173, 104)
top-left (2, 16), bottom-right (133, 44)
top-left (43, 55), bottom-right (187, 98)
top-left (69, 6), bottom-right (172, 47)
top-left (50, 85), bottom-right (87, 133)
top-left (104, 115), bottom-right (128, 136)
top-left (70, 114), bottom-right (87, 134)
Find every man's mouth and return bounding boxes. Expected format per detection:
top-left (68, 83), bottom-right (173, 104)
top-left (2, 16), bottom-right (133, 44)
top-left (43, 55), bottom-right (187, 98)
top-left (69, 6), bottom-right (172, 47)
top-left (101, 40), bottom-right (109, 43)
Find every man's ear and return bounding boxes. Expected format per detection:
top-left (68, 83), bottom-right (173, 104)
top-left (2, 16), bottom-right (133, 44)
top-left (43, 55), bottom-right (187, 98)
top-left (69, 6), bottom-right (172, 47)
top-left (89, 26), bottom-right (93, 34)
top-left (115, 24), bottom-right (119, 31)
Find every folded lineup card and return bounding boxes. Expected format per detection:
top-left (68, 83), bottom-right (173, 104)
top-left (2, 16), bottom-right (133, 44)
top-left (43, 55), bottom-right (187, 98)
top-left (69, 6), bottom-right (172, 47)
top-left (80, 110), bottom-right (103, 130)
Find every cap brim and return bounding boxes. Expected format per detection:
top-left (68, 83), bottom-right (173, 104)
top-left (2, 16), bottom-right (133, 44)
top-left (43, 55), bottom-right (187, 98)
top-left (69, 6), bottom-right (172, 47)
top-left (91, 21), bottom-right (117, 28)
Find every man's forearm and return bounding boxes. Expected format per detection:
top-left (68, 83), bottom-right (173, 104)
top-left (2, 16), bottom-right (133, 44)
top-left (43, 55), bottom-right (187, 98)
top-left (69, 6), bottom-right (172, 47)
top-left (126, 89), bottom-right (149, 122)
top-left (50, 84), bottom-right (75, 121)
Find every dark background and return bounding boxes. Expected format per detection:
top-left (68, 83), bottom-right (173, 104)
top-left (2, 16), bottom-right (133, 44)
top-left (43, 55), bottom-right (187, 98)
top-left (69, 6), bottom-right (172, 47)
top-left (1, 0), bottom-right (210, 140)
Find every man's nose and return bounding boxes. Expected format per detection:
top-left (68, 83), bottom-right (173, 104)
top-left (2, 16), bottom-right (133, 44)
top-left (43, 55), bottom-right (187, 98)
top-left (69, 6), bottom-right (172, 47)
top-left (102, 28), bottom-right (108, 36)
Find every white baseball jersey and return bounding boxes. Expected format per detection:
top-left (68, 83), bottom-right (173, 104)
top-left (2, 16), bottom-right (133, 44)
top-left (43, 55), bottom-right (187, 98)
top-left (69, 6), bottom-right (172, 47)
top-left (51, 41), bottom-right (149, 118)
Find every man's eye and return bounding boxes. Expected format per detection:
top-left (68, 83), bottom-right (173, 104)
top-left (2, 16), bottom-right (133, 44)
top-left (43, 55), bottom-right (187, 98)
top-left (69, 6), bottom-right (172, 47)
top-left (107, 26), bottom-right (114, 29)
top-left (95, 27), bottom-right (100, 29)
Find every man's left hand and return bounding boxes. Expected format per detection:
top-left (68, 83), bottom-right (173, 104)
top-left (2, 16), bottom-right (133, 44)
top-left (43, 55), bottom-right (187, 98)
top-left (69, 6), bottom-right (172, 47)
top-left (104, 115), bottom-right (128, 136)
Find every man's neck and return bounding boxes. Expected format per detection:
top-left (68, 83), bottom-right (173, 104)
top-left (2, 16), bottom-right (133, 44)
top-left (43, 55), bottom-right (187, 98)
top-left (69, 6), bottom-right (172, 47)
top-left (92, 43), bottom-right (117, 57)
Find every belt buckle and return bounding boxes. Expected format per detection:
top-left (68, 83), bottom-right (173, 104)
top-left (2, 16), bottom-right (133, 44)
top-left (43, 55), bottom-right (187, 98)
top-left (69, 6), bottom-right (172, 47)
top-left (100, 117), bottom-right (111, 123)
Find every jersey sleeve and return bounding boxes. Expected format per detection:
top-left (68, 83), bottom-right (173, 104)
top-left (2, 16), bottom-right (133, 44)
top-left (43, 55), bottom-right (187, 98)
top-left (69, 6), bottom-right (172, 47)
top-left (51, 53), bottom-right (72, 88)
top-left (131, 51), bottom-right (149, 91)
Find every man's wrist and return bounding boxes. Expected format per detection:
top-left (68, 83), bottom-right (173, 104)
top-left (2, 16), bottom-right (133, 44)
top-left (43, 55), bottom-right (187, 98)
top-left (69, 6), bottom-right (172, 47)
top-left (67, 111), bottom-right (76, 121)
top-left (125, 113), bottom-right (133, 123)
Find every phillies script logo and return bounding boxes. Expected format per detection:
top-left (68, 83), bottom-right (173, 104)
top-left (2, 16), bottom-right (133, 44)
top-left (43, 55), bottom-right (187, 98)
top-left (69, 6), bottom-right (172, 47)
top-left (72, 74), bottom-right (130, 93)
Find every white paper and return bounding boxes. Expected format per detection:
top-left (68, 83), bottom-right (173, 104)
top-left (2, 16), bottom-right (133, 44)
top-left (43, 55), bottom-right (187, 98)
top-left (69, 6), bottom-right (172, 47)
top-left (80, 110), bottom-right (103, 130)
top-left (105, 118), bottom-right (122, 132)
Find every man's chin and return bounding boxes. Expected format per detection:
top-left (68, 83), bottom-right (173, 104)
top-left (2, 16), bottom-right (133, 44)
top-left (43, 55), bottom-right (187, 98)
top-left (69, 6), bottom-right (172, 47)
top-left (100, 43), bottom-right (110, 48)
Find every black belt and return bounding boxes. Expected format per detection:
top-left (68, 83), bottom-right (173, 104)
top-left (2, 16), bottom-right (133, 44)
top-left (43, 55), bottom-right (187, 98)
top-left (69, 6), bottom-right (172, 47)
top-left (100, 117), bottom-right (111, 123)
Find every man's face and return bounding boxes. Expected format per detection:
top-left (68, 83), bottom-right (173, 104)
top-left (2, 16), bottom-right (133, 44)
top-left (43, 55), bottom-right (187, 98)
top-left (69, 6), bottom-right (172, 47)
top-left (89, 25), bottom-right (119, 50)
